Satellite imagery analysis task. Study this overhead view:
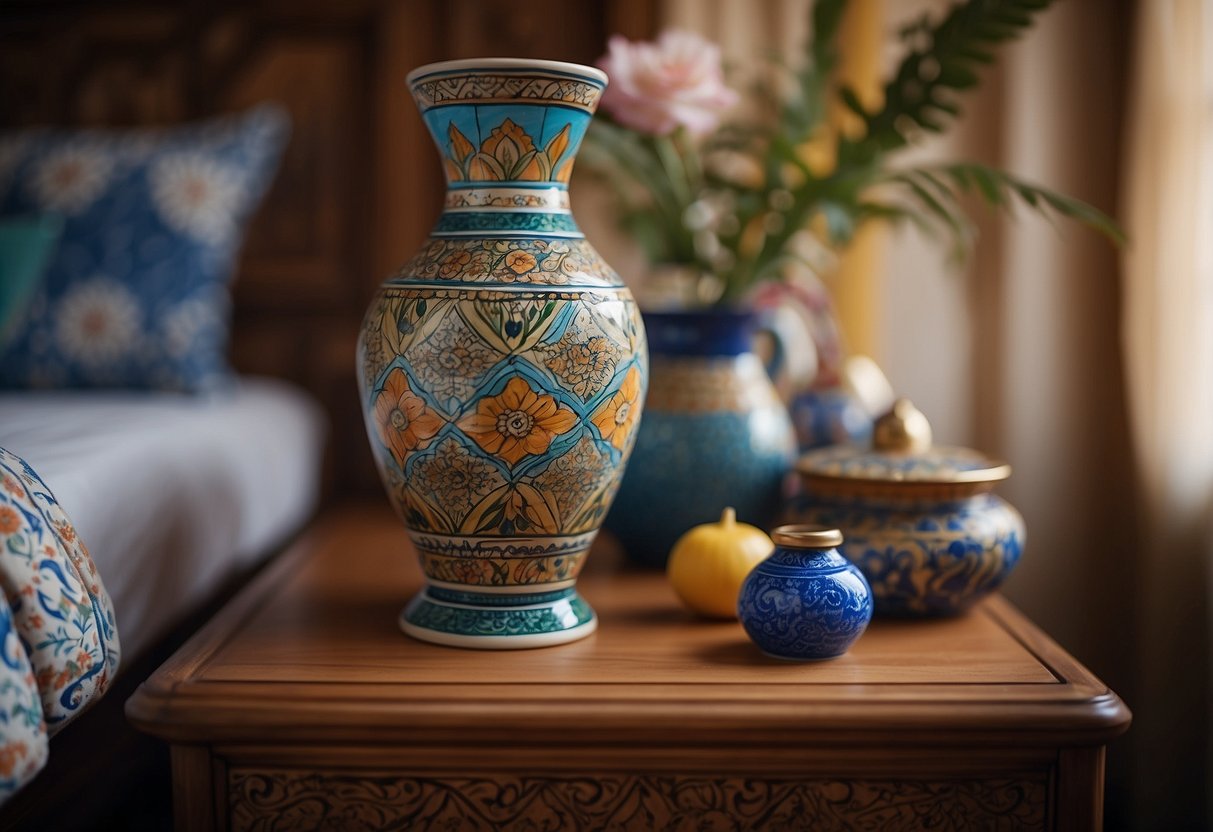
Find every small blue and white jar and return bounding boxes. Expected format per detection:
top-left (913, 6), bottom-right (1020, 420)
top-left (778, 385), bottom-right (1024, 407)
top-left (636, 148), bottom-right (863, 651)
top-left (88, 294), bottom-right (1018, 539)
top-left (738, 526), bottom-right (873, 661)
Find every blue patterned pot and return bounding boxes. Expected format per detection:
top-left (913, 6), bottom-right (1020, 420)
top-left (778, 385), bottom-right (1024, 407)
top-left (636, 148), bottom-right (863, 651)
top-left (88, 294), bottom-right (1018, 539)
top-left (357, 59), bottom-right (647, 649)
top-left (789, 383), bottom-right (873, 451)
top-left (738, 526), bottom-right (872, 660)
top-left (605, 310), bottom-right (796, 568)
top-left (787, 399), bottom-right (1025, 616)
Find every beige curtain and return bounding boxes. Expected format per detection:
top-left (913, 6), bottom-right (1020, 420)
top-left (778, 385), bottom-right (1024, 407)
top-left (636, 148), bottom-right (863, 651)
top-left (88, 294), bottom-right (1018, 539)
top-left (602, 0), bottom-right (1211, 826)
top-left (1122, 0), bottom-right (1213, 826)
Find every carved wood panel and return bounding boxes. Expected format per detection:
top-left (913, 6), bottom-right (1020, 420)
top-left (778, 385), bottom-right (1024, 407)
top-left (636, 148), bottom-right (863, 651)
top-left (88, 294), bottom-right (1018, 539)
top-left (228, 770), bottom-right (1050, 831)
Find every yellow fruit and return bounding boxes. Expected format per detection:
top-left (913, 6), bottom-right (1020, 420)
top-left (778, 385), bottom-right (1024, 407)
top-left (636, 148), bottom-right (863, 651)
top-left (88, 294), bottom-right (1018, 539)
top-left (667, 507), bottom-right (774, 619)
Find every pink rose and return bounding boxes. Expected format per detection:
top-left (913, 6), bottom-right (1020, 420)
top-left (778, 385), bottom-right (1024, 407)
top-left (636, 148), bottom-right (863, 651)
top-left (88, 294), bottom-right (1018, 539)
top-left (598, 30), bottom-right (739, 137)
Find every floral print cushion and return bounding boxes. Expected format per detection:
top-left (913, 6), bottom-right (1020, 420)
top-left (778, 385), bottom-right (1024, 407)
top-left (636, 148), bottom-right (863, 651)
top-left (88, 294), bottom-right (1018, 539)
top-left (0, 446), bottom-right (120, 803)
top-left (0, 601), bottom-right (47, 804)
top-left (0, 105), bottom-right (288, 392)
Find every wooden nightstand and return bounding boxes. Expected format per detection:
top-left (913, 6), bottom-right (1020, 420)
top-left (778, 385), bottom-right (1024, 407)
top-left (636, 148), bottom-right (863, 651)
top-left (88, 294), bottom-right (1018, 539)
top-left (127, 506), bottom-right (1129, 831)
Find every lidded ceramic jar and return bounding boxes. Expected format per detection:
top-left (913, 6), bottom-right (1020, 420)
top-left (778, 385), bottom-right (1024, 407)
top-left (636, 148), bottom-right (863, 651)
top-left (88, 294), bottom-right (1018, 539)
top-left (737, 526), bottom-right (873, 660)
top-left (786, 399), bottom-right (1024, 616)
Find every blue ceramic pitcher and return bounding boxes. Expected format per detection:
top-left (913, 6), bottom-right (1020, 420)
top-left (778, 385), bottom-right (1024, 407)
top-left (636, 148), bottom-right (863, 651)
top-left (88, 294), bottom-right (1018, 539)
top-left (606, 310), bottom-right (796, 567)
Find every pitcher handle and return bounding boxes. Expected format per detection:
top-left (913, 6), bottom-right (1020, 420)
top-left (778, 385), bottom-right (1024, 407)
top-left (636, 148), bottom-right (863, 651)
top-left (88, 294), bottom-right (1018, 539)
top-left (754, 305), bottom-right (818, 396)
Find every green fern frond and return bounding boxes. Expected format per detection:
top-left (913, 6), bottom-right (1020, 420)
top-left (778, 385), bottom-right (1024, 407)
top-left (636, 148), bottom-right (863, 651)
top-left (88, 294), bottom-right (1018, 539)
top-left (877, 162), bottom-right (1124, 254)
top-left (841, 0), bottom-right (1055, 164)
top-left (935, 163), bottom-right (1124, 244)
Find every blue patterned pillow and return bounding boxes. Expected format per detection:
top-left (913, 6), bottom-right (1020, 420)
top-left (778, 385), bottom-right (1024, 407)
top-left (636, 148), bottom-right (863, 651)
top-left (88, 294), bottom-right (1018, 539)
top-left (0, 106), bottom-right (289, 391)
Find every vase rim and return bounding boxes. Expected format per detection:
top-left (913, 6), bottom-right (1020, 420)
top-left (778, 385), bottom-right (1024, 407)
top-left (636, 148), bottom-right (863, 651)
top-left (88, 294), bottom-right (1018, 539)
top-left (407, 58), bottom-right (608, 88)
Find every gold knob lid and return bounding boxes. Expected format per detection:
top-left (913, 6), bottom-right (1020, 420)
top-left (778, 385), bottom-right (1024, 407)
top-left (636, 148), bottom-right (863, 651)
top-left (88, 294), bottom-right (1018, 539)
top-left (770, 525), bottom-right (844, 549)
top-left (873, 398), bottom-right (933, 453)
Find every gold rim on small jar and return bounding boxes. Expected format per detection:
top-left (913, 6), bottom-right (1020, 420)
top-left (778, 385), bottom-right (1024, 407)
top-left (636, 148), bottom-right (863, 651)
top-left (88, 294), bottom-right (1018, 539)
top-left (770, 525), bottom-right (844, 549)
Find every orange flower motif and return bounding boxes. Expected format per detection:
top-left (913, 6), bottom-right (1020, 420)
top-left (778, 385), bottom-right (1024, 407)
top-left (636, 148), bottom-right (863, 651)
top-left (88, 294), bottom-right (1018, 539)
top-left (0, 742), bottom-right (27, 777)
top-left (374, 368), bottom-right (444, 467)
top-left (470, 119), bottom-right (540, 181)
top-left (438, 250), bottom-right (472, 278)
top-left (504, 250), bottom-right (537, 274)
top-left (444, 121), bottom-right (575, 183)
top-left (54, 520), bottom-right (76, 544)
top-left (1, 476), bottom-right (21, 497)
top-left (592, 366), bottom-right (643, 451)
top-left (0, 507), bottom-right (19, 535)
top-left (458, 377), bottom-right (577, 466)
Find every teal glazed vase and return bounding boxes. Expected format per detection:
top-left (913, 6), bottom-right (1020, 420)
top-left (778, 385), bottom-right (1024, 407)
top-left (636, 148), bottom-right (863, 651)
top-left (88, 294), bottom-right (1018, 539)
top-left (606, 310), bottom-right (796, 567)
top-left (738, 526), bottom-right (873, 660)
top-left (356, 59), bottom-right (647, 649)
top-left (786, 399), bottom-right (1025, 616)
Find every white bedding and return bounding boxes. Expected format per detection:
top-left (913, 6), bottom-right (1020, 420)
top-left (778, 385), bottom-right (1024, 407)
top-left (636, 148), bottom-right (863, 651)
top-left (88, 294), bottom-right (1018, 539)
top-left (0, 377), bottom-right (326, 660)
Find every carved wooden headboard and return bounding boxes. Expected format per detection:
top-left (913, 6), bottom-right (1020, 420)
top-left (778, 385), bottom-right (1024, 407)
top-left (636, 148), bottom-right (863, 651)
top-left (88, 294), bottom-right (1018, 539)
top-left (0, 0), bottom-right (653, 498)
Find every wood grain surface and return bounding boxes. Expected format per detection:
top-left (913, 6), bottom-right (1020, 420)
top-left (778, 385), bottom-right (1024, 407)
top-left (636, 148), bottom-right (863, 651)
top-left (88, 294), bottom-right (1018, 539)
top-left (127, 506), bottom-right (1128, 748)
top-left (125, 506), bottom-right (1130, 831)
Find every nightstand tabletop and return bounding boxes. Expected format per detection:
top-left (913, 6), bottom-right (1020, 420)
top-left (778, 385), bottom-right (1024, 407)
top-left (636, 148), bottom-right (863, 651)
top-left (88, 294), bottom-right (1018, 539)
top-left (128, 505), bottom-right (1130, 831)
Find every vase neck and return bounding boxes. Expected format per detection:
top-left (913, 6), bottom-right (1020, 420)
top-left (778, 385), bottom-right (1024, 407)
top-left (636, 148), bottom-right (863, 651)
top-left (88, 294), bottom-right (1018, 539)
top-left (643, 310), bottom-right (758, 357)
top-left (432, 184), bottom-right (583, 239)
top-left (409, 60), bottom-right (604, 239)
top-left (443, 184), bottom-right (571, 211)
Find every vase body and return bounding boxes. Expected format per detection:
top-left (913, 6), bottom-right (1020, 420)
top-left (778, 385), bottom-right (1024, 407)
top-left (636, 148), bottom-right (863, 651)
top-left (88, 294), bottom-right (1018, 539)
top-left (737, 535), bottom-right (873, 660)
top-left (784, 492), bottom-right (1024, 616)
top-left (606, 310), bottom-right (796, 567)
top-left (356, 59), bottom-right (647, 648)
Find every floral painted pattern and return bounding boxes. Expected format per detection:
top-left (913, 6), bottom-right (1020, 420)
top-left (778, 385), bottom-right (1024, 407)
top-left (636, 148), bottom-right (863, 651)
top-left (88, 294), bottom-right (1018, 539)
top-left (544, 336), bottom-right (616, 399)
top-left (395, 238), bottom-right (620, 287)
top-left (533, 435), bottom-right (611, 522)
top-left (0, 447), bottom-right (120, 803)
top-left (410, 438), bottom-right (505, 524)
top-left (461, 483), bottom-right (561, 537)
top-left (419, 552), bottom-right (587, 588)
top-left (538, 308), bottom-right (623, 400)
top-left (457, 377), bottom-right (577, 466)
top-left (0, 105), bottom-right (288, 391)
top-left (358, 286), bottom-right (647, 557)
top-left (445, 189), bottom-right (570, 210)
top-left (405, 313), bottom-right (499, 413)
top-left (373, 368), bottom-right (444, 468)
top-left (443, 120), bottom-right (573, 183)
top-left (787, 494), bottom-right (1024, 615)
top-left (591, 366), bottom-right (643, 451)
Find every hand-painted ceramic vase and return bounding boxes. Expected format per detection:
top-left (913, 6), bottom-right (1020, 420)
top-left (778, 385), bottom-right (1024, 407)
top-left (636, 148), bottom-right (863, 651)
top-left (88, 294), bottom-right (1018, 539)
top-left (738, 526), bottom-right (873, 660)
top-left (605, 310), bottom-right (796, 568)
top-left (785, 399), bottom-right (1025, 616)
top-left (357, 59), bottom-right (647, 649)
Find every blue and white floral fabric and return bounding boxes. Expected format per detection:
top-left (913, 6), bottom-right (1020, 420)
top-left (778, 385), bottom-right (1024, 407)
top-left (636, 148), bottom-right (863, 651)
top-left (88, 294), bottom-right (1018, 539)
top-left (0, 447), bottom-right (120, 803)
top-left (0, 105), bottom-right (288, 392)
top-left (0, 602), bottom-right (44, 804)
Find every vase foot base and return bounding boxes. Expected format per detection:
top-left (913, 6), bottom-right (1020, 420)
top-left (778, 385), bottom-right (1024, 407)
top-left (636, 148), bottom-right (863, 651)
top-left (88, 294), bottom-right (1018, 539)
top-left (399, 587), bottom-right (598, 650)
